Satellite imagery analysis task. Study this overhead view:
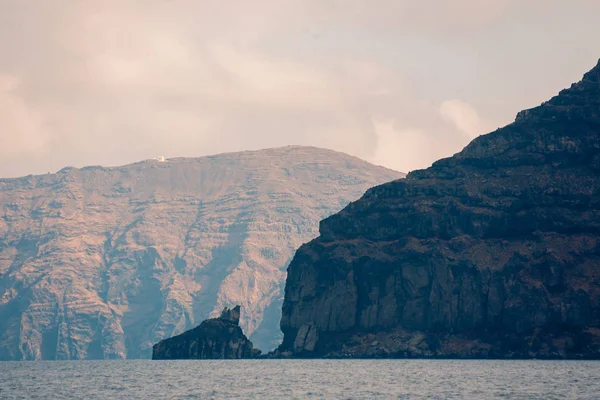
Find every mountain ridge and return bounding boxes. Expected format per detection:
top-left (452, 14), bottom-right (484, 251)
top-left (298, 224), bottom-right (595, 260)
top-left (0, 145), bottom-right (400, 182)
top-left (0, 146), bottom-right (403, 360)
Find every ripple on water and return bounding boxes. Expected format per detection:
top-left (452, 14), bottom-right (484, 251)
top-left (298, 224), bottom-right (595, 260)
top-left (0, 359), bottom-right (599, 399)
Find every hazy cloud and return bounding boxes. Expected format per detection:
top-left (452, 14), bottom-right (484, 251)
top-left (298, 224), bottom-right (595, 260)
top-left (0, 74), bottom-right (50, 160)
top-left (440, 99), bottom-right (492, 140)
top-left (0, 0), bottom-right (599, 177)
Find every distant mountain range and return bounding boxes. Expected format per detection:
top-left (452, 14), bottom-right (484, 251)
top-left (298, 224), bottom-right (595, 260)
top-left (0, 146), bottom-right (403, 360)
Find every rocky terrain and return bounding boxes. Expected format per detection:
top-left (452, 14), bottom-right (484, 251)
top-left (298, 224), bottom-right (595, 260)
top-left (279, 61), bottom-right (600, 359)
top-left (152, 305), bottom-right (259, 359)
top-left (0, 146), bottom-right (402, 360)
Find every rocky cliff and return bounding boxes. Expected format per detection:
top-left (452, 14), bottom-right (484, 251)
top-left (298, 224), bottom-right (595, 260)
top-left (279, 61), bottom-right (600, 359)
top-left (152, 306), bottom-right (259, 359)
top-left (0, 146), bottom-right (402, 360)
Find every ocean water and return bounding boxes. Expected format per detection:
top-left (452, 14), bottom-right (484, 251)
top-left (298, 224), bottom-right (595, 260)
top-left (0, 360), bottom-right (598, 399)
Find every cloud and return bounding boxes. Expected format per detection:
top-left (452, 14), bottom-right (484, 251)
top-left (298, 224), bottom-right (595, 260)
top-left (372, 119), bottom-right (435, 173)
top-left (0, 75), bottom-right (51, 160)
top-left (370, 99), bottom-right (497, 173)
top-left (440, 99), bottom-right (488, 140)
top-left (0, 0), bottom-right (599, 177)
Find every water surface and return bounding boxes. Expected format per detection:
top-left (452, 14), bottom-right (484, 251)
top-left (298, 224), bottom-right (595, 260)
top-left (1, 360), bottom-right (598, 399)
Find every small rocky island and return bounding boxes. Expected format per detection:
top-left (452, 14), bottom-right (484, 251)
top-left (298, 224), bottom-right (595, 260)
top-left (152, 306), bottom-right (260, 360)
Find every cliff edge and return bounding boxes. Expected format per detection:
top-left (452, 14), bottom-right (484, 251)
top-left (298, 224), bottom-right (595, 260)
top-left (279, 60), bottom-right (600, 359)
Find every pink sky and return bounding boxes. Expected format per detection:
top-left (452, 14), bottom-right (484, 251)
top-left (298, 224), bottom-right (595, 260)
top-left (1, 0), bottom-right (599, 177)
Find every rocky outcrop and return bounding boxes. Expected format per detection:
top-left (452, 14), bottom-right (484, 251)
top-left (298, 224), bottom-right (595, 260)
top-left (279, 60), bottom-right (600, 359)
top-left (0, 146), bottom-right (402, 360)
top-left (152, 306), bottom-right (260, 359)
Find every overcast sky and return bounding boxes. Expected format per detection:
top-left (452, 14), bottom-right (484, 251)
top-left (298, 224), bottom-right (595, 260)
top-left (1, 0), bottom-right (599, 177)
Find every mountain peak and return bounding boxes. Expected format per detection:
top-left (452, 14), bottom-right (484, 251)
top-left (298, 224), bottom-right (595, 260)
top-left (582, 58), bottom-right (600, 81)
top-left (512, 59), bottom-right (600, 125)
top-left (444, 58), bottom-right (600, 163)
top-left (566, 57), bottom-right (600, 88)
top-left (220, 306), bottom-right (241, 325)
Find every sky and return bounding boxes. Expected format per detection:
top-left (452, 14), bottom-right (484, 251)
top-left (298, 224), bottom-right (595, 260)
top-left (1, 0), bottom-right (600, 177)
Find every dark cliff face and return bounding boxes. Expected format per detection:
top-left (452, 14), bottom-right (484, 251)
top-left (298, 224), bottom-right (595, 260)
top-left (152, 306), bottom-right (259, 359)
top-left (279, 60), bottom-right (600, 359)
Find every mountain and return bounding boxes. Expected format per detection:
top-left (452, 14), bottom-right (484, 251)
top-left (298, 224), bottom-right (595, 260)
top-left (0, 146), bottom-right (402, 360)
top-left (279, 61), bottom-right (600, 359)
top-left (152, 306), bottom-right (260, 360)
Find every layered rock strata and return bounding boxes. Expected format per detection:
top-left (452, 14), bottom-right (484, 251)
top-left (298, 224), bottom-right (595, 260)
top-left (279, 61), bottom-right (600, 359)
top-left (0, 146), bottom-right (402, 360)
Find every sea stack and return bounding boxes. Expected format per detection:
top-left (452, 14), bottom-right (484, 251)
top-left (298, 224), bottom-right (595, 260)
top-left (279, 60), bottom-right (600, 359)
top-left (152, 306), bottom-right (260, 360)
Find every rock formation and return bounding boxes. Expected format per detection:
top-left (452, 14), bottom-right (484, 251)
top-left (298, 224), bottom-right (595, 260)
top-left (279, 60), bottom-right (600, 359)
top-left (152, 306), bottom-right (259, 359)
top-left (0, 146), bottom-right (402, 360)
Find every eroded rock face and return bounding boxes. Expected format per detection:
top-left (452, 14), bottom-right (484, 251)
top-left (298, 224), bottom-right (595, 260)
top-left (0, 146), bottom-right (402, 360)
top-left (152, 306), bottom-right (259, 359)
top-left (279, 61), bottom-right (600, 359)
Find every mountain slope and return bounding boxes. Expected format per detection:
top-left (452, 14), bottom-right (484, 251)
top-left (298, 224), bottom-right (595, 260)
top-left (280, 61), bottom-right (600, 359)
top-left (0, 146), bottom-right (403, 360)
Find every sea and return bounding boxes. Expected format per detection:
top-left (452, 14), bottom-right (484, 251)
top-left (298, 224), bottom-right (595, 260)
top-left (0, 359), bottom-right (599, 399)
